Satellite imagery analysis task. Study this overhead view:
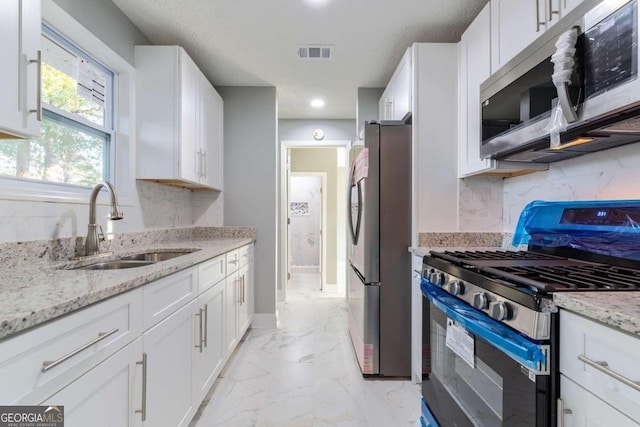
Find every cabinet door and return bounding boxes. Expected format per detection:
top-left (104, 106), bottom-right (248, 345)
top-left (562, 0), bottom-right (584, 15)
top-left (41, 338), bottom-right (143, 427)
top-left (491, 0), bottom-right (545, 73)
top-left (143, 300), bottom-right (197, 427)
top-left (560, 375), bottom-right (640, 427)
top-left (225, 271), bottom-right (239, 356)
top-left (193, 281), bottom-right (225, 404)
top-left (179, 51), bottom-right (199, 183)
top-left (0, 0), bottom-right (41, 138)
top-left (200, 80), bottom-right (224, 190)
top-left (378, 87), bottom-right (392, 120)
top-left (391, 48), bottom-right (412, 121)
top-left (459, 4), bottom-right (494, 177)
top-left (237, 264), bottom-right (252, 337)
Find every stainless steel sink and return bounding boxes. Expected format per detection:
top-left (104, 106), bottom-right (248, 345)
top-left (118, 250), bottom-right (198, 262)
top-left (69, 249), bottom-right (199, 270)
top-left (73, 260), bottom-right (156, 270)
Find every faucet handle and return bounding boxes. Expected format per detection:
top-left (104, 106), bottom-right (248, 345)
top-left (98, 226), bottom-right (106, 242)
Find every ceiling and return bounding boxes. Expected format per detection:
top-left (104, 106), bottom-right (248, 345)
top-left (112, 0), bottom-right (489, 120)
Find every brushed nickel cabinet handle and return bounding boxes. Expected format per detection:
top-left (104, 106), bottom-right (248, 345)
top-left (28, 50), bottom-right (42, 121)
top-left (41, 328), bottom-right (119, 372)
top-left (536, 0), bottom-right (546, 32)
top-left (548, 0), bottom-right (560, 21)
top-left (237, 277), bottom-right (242, 303)
top-left (203, 304), bottom-right (208, 348)
top-left (136, 352), bottom-right (147, 421)
top-left (195, 309), bottom-right (204, 352)
top-left (242, 275), bottom-right (246, 304)
top-left (578, 354), bottom-right (640, 392)
top-left (203, 150), bottom-right (207, 179)
top-left (557, 398), bottom-right (572, 427)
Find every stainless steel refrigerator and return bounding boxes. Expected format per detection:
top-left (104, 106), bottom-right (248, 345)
top-left (347, 121), bottom-right (411, 377)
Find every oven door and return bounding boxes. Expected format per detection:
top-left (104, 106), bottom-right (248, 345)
top-left (421, 281), bottom-right (553, 427)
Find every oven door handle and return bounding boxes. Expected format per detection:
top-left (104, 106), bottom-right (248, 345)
top-left (421, 278), bottom-right (548, 373)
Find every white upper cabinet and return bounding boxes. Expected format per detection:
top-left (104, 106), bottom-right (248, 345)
top-left (135, 46), bottom-right (223, 190)
top-left (0, 0), bottom-right (41, 139)
top-left (490, 0), bottom-right (586, 73)
top-left (459, 4), bottom-right (547, 177)
top-left (379, 47), bottom-right (412, 121)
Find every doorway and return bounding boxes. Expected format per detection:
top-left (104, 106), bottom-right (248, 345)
top-left (279, 141), bottom-right (350, 302)
top-left (288, 173), bottom-right (326, 288)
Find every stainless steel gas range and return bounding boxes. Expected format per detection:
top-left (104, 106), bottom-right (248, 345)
top-left (420, 200), bottom-right (640, 427)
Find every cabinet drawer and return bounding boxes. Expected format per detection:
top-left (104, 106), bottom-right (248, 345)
top-left (198, 254), bottom-right (225, 294)
top-left (560, 375), bottom-right (640, 427)
top-left (238, 244), bottom-right (253, 268)
top-left (226, 249), bottom-right (240, 274)
top-left (143, 267), bottom-right (197, 330)
top-left (560, 310), bottom-right (640, 423)
top-left (0, 288), bottom-right (142, 404)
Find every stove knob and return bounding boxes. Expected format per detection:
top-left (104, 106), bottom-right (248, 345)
top-left (450, 280), bottom-right (466, 296)
top-left (429, 271), bottom-right (447, 286)
top-left (472, 292), bottom-right (488, 310)
top-left (489, 301), bottom-right (512, 321)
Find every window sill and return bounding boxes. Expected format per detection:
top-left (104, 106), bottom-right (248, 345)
top-left (0, 177), bottom-right (134, 207)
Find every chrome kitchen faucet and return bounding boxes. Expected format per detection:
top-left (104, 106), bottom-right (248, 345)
top-left (84, 181), bottom-right (123, 256)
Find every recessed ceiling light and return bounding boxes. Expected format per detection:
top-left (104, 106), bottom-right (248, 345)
top-left (310, 99), bottom-right (325, 108)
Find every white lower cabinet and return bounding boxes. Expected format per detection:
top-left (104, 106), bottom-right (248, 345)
top-left (41, 338), bottom-right (144, 427)
top-left (193, 280), bottom-right (225, 404)
top-left (0, 243), bottom-right (254, 427)
top-left (225, 270), bottom-right (240, 356)
top-left (559, 310), bottom-right (640, 425)
top-left (237, 263), bottom-right (253, 337)
top-left (560, 375), bottom-right (639, 427)
top-left (143, 300), bottom-right (197, 427)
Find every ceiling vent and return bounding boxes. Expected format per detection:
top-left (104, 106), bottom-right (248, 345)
top-left (297, 45), bottom-right (332, 59)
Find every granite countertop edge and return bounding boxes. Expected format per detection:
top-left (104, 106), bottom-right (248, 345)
top-left (0, 237), bottom-right (255, 341)
top-left (553, 292), bottom-right (640, 338)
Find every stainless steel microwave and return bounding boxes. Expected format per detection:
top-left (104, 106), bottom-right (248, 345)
top-left (480, 0), bottom-right (640, 163)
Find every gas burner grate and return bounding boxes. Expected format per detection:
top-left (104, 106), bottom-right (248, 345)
top-left (428, 249), bottom-right (640, 293)
top-left (439, 250), bottom-right (561, 261)
top-left (497, 264), bottom-right (640, 291)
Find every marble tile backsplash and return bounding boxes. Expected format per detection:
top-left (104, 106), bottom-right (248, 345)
top-left (503, 143), bottom-right (640, 231)
top-left (459, 177), bottom-right (503, 232)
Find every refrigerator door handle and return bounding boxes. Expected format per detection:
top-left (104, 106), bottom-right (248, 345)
top-left (348, 166), bottom-right (363, 245)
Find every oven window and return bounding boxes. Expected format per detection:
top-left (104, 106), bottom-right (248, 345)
top-left (424, 302), bottom-right (541, 427)
top-left (432, 320), bottom-right (505, 425)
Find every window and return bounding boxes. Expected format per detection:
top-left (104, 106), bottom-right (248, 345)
top-left (0, 25), bottom-right (115, 187)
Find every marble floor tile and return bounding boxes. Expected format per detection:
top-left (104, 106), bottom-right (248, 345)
top-left (190, 272), bottom-right (421, 427)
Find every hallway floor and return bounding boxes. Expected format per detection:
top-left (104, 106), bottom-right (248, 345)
top-left (190, 272), bottom-right (420, 427)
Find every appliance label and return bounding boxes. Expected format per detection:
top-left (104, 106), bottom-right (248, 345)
top-left (446, 318), bottom-right (475, 369)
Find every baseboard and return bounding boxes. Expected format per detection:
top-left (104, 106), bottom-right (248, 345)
top-left (251, 313), bottom-right (278, 329)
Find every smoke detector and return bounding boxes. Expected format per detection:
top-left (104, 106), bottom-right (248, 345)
top-left (297, 45), bottom-right (332, 59)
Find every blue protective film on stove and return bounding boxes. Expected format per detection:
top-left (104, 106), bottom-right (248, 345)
top-left (512, 199), bottom-right (640, 260)
top-left (421, 278), bottom-right (546, 371)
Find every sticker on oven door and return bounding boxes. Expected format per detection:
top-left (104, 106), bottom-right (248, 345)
top-left (446, 318), bottom-right (475, 369)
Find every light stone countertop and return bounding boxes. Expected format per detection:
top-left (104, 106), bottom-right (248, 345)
top-left (0, 235), bottom-right (254, 341)
top-left (554, 292), bottom-right (640, 338)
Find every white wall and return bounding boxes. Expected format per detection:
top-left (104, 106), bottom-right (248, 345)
top-left (219, 86), bottom-right (278, 323)
top-left (503, 143), bottom-right (640, 232)
top-left (52, 0), bottom-right (149, 65)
